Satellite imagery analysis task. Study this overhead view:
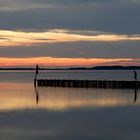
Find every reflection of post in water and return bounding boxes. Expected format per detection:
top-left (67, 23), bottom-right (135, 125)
top-left (34, 86), bottom-right (39, 105)
top-left (133, 70), bottom-right (139, 104)
top-left (134, 80), bottom-right (138, 104)
top-left (134, 87), bottom-right (138, 104)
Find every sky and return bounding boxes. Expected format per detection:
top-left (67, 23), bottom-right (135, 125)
top-left (0, 0), bottom-right (140, 67)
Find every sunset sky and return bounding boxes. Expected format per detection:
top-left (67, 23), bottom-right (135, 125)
top-left (0, 0), bottom-right (140, 67)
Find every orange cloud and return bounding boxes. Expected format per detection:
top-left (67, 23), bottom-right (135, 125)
top-left (0, 29), bottom-right (140, 47)
top-left (0, 57), bottom-right (133, 67)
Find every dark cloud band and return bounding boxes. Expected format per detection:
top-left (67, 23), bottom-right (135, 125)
top-left (0, 0), bottom-right (139, 34)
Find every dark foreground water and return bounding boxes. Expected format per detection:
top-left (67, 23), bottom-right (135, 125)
top-left (0, 70), bottom-right (140, 140)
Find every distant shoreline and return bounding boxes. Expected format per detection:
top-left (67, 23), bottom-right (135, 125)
top-left (0, 66), bottom-right (140, 70)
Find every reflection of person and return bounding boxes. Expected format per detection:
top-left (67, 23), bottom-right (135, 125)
top-left (134, 70), bottom-right (138, 81)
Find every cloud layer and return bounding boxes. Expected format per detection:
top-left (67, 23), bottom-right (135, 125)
top-left (0, 0), bottom-right (140, 34)
top-left (0, 29), bottom-right (140, 47)
top-left (0, 0), bottom-right (140, 67)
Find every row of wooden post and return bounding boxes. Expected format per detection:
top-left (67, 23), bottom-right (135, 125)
top-left (34, 65), bottom-right (139, 89)
top-left (37, 79), bottom-right (140, 89)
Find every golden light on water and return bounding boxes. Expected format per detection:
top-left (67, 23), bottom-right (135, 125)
top-left (0, 82), bottom-right (139, 111)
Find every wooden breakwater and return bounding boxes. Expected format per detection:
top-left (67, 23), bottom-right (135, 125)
top-left (37, 79), bottom-right (140, 89)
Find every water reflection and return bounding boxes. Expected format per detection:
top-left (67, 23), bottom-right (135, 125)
top-left (34, 86), bottom-right (39, 105)
top-left (0, 82), bottom-right (140, 111)
top-left (134, 88), bottom-right (138, 104)
top-left (1, 71), bottom-right (140, 140)
top-left (35, 86), bottom-right (139, 107)
top-left (35, 87), bottom-right (140, 110)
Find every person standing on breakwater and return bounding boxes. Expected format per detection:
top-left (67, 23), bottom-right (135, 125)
top-left (134, 70), bottom-right (138, 81)
top-left (34, 64), bottom-right (40, 87)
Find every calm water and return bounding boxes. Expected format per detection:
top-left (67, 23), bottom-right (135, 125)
top-left (0, 70), bottom-right (140, 140)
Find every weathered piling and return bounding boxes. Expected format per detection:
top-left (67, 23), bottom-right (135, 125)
top-left (37, 79), bottom-right (140, 89)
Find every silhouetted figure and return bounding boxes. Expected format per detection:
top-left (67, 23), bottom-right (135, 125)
top-left (34, 86), bottom-right (39, 104)
top-left (34, 64), bottom-right (40, 87)
top-left (134, 70), bottom-right (138, 81)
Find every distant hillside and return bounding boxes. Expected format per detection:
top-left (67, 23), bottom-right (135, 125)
top-left (69, 66), bottom-right (140, 70)
top-left (89, 66), bottom-right (140, 70)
